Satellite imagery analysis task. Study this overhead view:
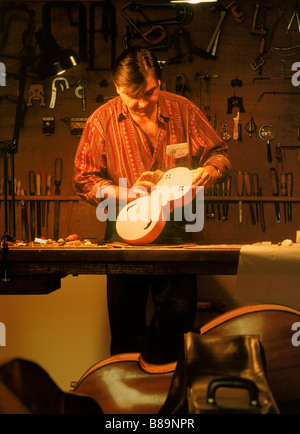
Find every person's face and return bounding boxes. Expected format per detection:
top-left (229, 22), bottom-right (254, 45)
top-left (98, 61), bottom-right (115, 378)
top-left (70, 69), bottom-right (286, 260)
top-left (115, 73), bottom-right (161, 117)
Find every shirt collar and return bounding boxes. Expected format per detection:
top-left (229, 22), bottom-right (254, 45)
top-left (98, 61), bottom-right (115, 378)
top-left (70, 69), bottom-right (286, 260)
top-left (117, 93), bottom-right (170, 124)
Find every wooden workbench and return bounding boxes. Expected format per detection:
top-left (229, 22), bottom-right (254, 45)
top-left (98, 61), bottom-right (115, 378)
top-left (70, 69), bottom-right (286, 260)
top-left (0, 244), bottom-right (242, 294)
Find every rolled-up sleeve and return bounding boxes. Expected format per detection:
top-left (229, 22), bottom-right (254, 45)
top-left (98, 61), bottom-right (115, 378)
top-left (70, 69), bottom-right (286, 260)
top-left (73, 116), bottom-right (114, 206)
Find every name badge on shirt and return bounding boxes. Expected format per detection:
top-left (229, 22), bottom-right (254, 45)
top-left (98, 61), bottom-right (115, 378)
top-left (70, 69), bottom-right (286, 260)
top-left (166, 142), bottom-right (189, 159)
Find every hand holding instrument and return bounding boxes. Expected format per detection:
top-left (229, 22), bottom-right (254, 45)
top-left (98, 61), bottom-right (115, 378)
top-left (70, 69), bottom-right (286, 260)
top-left (280, 172), bottom-right (287, 223)
top-left (28, 170), bottom-right (36, 240)
top-left (54, 158), bottom-right (62, 240)
top-left (237, 170), bottom-right (244, 224)
top-left (270, 167), bottom-right (281, 223)
top-left (259, 125), bottom-right (276, 163)
top-left (244, 172), bottom-right (256, 225)
top-left (116, 167), bottom-right (195, 245)
top-left (286, 172), bottom-right (293, 221)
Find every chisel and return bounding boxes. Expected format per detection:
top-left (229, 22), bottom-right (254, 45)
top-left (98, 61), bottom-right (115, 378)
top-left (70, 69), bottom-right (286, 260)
top-left (20, 187), bottom-right (29, 242)
top-left (36, 172), bottom-right (41, 237)
top-left (259, 187), bottom-right (266, 232)
top-left (280, 172), bottom-right (287, 223)
top-left (252, 173), bottom-right (259, 222)
top-left (286, 172), bottom-right (293, 221)
top-left (225, 176), bottom-right (231, 221)
top-left (244, 172), bottom-right (256, 225)
top-left (54, 158), bottom-right (62, 240)
top-left (46, 174), bottom-right (51, 238)
top-left (237, 170), bottom-right (244, 223)
top-left (28, 170), bottom-right (36, 240)
top-left (270, 167), bottom-right (281, 223)
top-left (41, 170), bottom-right (46, 227)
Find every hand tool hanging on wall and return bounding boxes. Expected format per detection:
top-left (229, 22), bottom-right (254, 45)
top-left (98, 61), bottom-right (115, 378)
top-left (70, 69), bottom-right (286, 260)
top-left (250, 3), bottom-right (273, 73)
top-left (46, 174), bottom-right (51, 238)
top-left (245, 113), bottom-right (257, 138)
top-left (121, 1), bottom-right (168, 46)
top-left (75, 84), bottom-right (86, 111)
top-left (204, 2), bottom-right (237, 59)
top-left (121, 1), bottom-right (192, 50)
top-left (280, 172), bottom-right (287, 223)
top-left (168, 28), bottom-right (193, 64)
top-left (0, 4), bottom-right (35, 57)
top-left (286, 2), bottom-right (300, 33)
top-left (49, 77), bottom-right (69, 109)
top-left (257, 91), bottom-right (300, 103)
top-left (28, 170), bottom-right (36, 240)
top-left (20, 187), bottom-right (29, 242)
top-left (270, 167), bottom-right (281, 223)
top-left (224, 176), bottom-right (231, 221)
top-left (54, 158), bottom-right (62, 240)
top-left (195, 73), bottom-right (220, 115)
top-left (252, 173), bottom-right (259, 223)
top-left (259, 124), bottom-right (276, 163)
top-left (233, 112), bottom-right (242, 141)
top-left (88, 1), bottom-right (116, 71)
top-left (36, 173), bottom-right (41, 238)
top-left (220, 121), bottom-right (232, 142)
top-left (258, 186), bottom-right (266, 232)
top-left (244, 172), bottom-right (256, 225)
top-left (41, 170), bottom-right (46, 228)
top-left (237, 170), bottom-right (243, 224)
top-left (286, 172), bottom-right (293, 221)
top-left (42, 1), bottom-right (87, 61)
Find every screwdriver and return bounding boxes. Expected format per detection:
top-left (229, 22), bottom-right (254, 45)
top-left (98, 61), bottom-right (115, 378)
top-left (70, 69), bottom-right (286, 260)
top-left (244, 172), bottom-right (256, 225)
top-left (237, 170), bottom-right (244, 224)
top-left (286, 172), bottom-right (293, 221)
top-left (270, 167), bottom-right (281, 223)
top-left (280, 172), bottom-right (287, 223)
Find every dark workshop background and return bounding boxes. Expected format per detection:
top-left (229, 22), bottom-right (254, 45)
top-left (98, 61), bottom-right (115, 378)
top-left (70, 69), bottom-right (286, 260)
top-left (1, 0), bottom-right (300, 245)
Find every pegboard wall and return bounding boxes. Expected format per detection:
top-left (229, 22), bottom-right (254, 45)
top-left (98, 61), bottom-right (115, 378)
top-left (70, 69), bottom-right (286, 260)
top-left (1, 0), bottom-right (300, 244)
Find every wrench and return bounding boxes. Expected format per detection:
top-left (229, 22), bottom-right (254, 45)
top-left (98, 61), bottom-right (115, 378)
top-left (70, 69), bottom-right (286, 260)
top-left (49, 77), bottom-right (69, 109)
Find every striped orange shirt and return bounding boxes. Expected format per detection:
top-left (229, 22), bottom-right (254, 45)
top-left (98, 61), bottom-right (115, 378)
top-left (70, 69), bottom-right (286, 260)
top-left (73, 91), bottom-right (231, 205)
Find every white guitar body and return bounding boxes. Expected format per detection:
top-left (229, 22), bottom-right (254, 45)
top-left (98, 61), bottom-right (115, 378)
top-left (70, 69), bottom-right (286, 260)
top-left (116, 167), bottom-right (194, 245)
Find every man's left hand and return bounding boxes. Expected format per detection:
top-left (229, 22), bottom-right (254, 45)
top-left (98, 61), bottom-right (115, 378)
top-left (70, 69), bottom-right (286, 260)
top-left (192, 166), bottom-right (221, 189)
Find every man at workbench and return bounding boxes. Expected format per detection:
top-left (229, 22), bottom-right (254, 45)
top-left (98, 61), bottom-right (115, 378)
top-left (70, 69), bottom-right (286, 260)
top-left (73, 47), bottom-right (231, 363)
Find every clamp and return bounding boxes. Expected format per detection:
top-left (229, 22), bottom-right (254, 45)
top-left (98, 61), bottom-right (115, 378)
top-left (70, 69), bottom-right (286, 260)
top-left (169, 28), bottom-right (193, 64)
top-left (49, 77), bottom-right (69, 109)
